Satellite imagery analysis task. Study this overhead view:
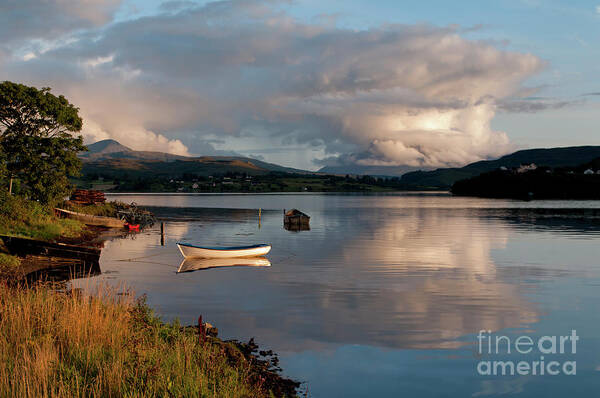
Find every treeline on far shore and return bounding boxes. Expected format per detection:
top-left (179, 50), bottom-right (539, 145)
top-left (76, 171), bottom-right (417, 193)
top-left (452, 162), bottom-right (600, 200)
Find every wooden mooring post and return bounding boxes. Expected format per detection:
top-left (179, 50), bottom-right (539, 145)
top-left (198, 315), bottom-right (205, 344)
top-left (160, 222), bottom-right (165, 246)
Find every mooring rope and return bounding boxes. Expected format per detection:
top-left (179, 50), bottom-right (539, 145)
top-left (114, 249), bottom-right (170, 262)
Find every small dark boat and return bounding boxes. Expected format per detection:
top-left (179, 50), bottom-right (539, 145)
top-left (284, 209), bottom-right (310, 226)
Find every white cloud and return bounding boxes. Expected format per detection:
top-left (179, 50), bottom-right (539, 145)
top-left (22, 52), bottom-right (36, 61)
top-left (0, 0), bottom-right (544, 165)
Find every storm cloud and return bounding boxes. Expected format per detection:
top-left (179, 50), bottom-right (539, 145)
top-left (0, 0), bottom-right (544, 168)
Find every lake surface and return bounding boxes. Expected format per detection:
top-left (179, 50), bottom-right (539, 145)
top-left (72, 193), bottom-right (600, 397)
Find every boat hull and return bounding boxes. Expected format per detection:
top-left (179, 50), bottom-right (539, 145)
top-left (177, 243), bottom-right (271, 258)
top-left (55, 208), bottom-right (126, 228)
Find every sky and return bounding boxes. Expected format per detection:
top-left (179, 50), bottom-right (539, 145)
top-left (1, 0), bottom-right (599, 171)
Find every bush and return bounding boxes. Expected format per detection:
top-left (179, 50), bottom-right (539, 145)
top-left (0, 192), bottom-right (83, 241)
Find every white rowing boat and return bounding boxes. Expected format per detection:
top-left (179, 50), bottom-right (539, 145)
top-left (177, 257), bottom-right (271, 272)
top-left (176, 242), bottom-right (271, 258)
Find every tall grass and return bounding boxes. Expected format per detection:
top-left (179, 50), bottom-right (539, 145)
top-left (0, 283), bottom-right (274, 397)
top-left (0, 192), bottom-right (83, 241)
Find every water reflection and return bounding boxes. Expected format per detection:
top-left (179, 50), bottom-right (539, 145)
top-left (177, 257), bottom-right (271, 273)
top-left (71, 194), bottom-right (600, 397)
top-left (79, 206), bottom-right (548, 351)
top-left (25, 256), bottom-right (101, 283)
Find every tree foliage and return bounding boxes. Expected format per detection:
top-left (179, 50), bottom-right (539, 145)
top-left (0, 81), bottom-right (86, 203)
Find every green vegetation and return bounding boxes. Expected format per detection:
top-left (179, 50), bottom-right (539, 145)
top-left (76, 171), bottom-right (409, 193)
top-left (0, 81), bottom-right (86, 204)
top-left (0, 191), bottom-right (83, 241)
top-left (0, 253), bottom-right (20, 278)
top-left (0, 283), bottom-right (295, 397)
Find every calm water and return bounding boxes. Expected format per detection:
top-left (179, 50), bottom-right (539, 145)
top-left (72, 193), bottom-right (600, 397)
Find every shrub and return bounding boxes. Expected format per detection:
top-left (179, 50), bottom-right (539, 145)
top-left (0, 192), bottom-right (83, 241)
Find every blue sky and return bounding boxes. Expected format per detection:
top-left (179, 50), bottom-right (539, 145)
top-left (2, 0), bottom-right (599, 171)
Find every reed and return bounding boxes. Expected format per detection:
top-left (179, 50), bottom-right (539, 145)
top-left (0, 282), bottom-right (273, 397)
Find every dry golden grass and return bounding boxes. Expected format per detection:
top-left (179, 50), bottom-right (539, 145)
top-left (0, 282), bottom-right (271, 398)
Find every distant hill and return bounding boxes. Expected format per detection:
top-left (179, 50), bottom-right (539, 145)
top-left (318, 164), bottom-right (423, 177)
top-left (80, 139), bottom-right (308, 178)
top-left (400, 146), bottom-right (600, 189)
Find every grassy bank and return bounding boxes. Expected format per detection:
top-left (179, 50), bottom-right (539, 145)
top-left (0, 283), bottom-right (297, 397)
top-left (0, 192), bottom-right (83, 241)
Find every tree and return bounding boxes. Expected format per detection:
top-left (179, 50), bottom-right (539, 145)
top-left (0, 81), bottom-right (86, 203)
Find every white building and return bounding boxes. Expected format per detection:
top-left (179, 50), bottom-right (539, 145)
top-left (517, 163), bottom-right (537, 173)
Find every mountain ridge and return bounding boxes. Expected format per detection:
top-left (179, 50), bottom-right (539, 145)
top-left (80, 139), bottom-right (309, 176)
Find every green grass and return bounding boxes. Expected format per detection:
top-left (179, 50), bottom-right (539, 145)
top-left (0, 253), bottom-right (20, 268)
top-left (0, 192), bottom-right (84, 241)
top-left (0, 253), bottom-right (21, 278)
top-left (0, 283), bottom-right (287, 397)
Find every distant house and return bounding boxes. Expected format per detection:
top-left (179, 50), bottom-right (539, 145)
top-left (584, 169), bottom-right (595, 175)
top-left (192, 183), bottom-right (199, 189)
top-left (517, 163), bottom-right (537, 173)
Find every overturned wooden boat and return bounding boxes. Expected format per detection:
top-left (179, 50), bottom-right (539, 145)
top-left (55, 208), bottom-right (126, 228)
top-left (176, 242), bottom-right (271, 258)
top-left (177, 257), bottom-right (271, 273)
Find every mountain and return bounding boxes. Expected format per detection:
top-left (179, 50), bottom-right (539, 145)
top-left (80, 139), bottom-right (308, 178)
top-left (81, 139), bottom-right (188, 162)
top-left (84, 139), bottom-right (133, 155)
top-left (400, 146), bottom-right (600, 189)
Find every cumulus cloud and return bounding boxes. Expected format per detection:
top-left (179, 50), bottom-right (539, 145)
top-left (0, 0), bottom-right (544, 164)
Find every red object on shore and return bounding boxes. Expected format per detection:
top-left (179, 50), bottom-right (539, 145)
top-left (126, 223), bottom-right (140, 231)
